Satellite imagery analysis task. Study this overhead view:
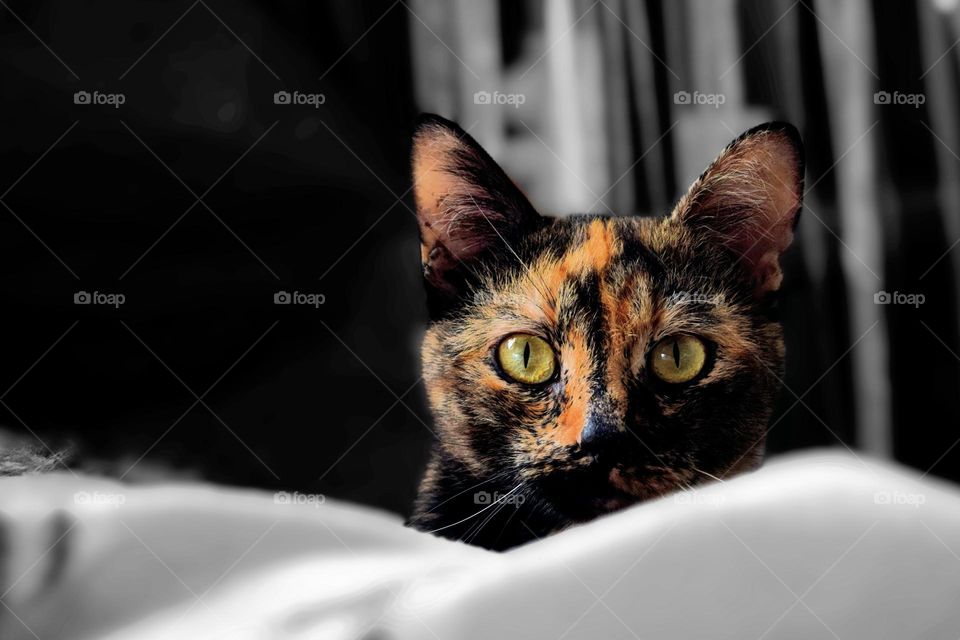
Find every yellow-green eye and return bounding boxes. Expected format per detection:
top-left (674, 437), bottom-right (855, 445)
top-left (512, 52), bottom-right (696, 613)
top-left (650, 335), bottom-right (707, 384)
top-left (497, 334), bottom-right (556, 385)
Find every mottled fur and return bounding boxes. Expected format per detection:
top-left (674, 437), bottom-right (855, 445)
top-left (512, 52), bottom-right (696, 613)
top-left (406, 115), bottom-right (803, 550)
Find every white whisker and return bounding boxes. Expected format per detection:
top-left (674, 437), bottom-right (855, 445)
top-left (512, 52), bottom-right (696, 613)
top-left (425, 483), bottom-right (523, 534)
top-left (408, 468), bottom-right (514, 524)
top-left (692, 466), bottom-right (725, 483)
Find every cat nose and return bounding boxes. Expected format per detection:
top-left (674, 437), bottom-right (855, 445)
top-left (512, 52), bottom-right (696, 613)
top-left (579, 414), bottom-right (623, 451)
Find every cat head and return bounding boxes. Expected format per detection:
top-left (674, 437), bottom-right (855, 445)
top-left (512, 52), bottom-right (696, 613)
top-left (412, 114), bottom-right (803, 521)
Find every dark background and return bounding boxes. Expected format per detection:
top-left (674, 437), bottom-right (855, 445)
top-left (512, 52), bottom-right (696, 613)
top-left (2, 0), bottom-right (959, 516)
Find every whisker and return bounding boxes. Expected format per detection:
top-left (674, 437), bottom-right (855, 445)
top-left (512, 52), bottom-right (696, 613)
top-left (425, 483), bottom-right (523, 535)
top-left (493, 501), bottom-right (521, 540)
top-left (692, 466), bottom-right (725, 483)
top-left (464, 497), bottom-right (511, 544)
top-left (408, 468), bottom-right (514, 524)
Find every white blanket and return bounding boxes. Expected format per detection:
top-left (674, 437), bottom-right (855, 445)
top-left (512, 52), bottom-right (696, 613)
top-left (1, 450), bottom-right (958, 639)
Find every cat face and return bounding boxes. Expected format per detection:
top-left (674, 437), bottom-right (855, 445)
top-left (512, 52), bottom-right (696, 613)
top-left (412, 115), bottom-right (803, 522)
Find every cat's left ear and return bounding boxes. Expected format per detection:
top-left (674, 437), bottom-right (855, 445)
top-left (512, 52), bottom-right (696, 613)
top-left (671, 122), bottom-right (804, 296)
top-left (411, 114), bottom-right (541, 312)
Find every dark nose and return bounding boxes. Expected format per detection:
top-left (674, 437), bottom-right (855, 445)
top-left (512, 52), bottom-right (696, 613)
top-left (579, 414), bottom-right (623, 453)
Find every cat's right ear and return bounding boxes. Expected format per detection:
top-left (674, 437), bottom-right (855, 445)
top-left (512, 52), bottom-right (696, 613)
top-left (411, 114), bottom-right (541, 314)
top-left (670, 122), bottom-right (804, 297)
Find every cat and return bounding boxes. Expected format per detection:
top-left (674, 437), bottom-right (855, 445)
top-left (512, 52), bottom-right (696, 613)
top-left (406, 114), bottom-right (804, 551)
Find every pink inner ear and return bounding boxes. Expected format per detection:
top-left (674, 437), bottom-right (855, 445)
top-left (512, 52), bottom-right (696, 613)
top-left (413, 128), bottom-right (463, 255)
top-left (675, 129), bottom-right (802, 295)
top-left (412, 125), bottom-right (493, 266)
top-left (730, 147), bottom-right (800, 292)
top-left (411, 117), bottom-right (542, 303)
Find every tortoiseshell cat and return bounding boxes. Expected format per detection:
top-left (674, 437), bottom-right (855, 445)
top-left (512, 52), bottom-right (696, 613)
top-left (407, 114), bottom-right (804, 550)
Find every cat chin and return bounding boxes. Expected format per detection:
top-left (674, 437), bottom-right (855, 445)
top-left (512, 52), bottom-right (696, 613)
top-left (554, 490), bottom-right (640, 522)
top-left (592, 492), bottom-right (641, 515)
top-left (607, 466), bottom-right (685, 501)
top-left (536, 463), bottom-right (688, 521)
top-left (580, 467), bottom-right (685, 516)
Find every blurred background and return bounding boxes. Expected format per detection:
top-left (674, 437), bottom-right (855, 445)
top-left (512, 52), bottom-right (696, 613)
top-left (1, 0), bottom-right (959, 516)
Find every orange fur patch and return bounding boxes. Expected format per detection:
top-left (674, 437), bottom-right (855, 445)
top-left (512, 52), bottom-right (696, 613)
top-left (553, 329), bottom-right (592, 445)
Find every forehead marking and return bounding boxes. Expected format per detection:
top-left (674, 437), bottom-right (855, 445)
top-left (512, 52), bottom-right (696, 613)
top-left (517, 218), bottom-right (622, 321)
top-left (549, 219), bottom-right (628, 446)
top-left (569, 218), bottom-right (618, 275)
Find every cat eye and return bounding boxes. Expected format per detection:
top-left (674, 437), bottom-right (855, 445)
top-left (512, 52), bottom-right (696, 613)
top-left (649, 334), bottom-right (707, 384)
top-left (496, 334), bottom-right (556, 385)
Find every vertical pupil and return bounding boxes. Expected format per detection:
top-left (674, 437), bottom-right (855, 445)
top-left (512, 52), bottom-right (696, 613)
top-left (523, 341), bottom-right (531, 368)
top-left (672, 340), bottom-right (681, 368)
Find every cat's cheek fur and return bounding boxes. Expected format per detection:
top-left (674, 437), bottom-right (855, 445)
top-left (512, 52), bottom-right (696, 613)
top-left (421, 326), bottom-right (487, 476)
